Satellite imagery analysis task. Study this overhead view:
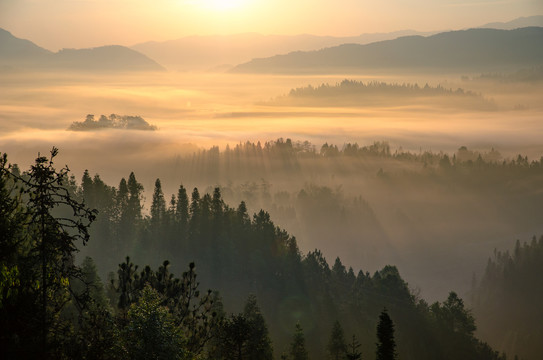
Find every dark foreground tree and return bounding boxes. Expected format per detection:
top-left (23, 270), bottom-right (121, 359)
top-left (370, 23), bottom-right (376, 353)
top-left (243, 294), bottom-right (273, 360)
top-left (219, 313), bottom-right (251, 360)
top-left (327, 320), bottom-right (346, 360)
top-left (208, 294), bottom-right (272, 360)
top-left (111, 259), bottom-right (219, 357)
top-left (376, 309), bottom-right (397, 360)
top-left (345, 335), bottom-right (362, 360)
top-left (119, 285), bottom-right (187, 360)
top-left (0, 148), bottom-right (97, 359)
top-left (290, 323), bottom-right (309, 360)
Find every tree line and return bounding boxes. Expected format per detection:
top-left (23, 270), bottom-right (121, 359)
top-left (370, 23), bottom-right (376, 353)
top-left (472, 236), bottom-right (543, 360)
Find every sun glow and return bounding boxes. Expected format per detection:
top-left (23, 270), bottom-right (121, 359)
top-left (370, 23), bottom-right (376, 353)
top-left (198, 0), bottom-right (248, 11)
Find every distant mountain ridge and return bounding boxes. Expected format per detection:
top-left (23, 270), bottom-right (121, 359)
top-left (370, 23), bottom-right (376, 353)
top-left (479, 15), bottom-right (543, 30)
top-left (131, 30), bottom-right (436, 71)
top-left (230, 27), bottom-right (543, 74)
top-left (2, 15), bottom-right (541, 73)
top-left (0, 28), bottom-right (164, 72)
top-left (130, 16), bottom-right (543, 72)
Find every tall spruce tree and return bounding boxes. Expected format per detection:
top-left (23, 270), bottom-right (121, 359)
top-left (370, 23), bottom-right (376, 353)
top-left (243, 294), bottom-right (273, 360)
top-left (150, 178), bottom-right (166, 231)
top-left (376, 309), bottom-right (397, 360)
top-left (327, 320), bottom-right (346, 360)
top-left (290, 323), bottom-right (309, 360)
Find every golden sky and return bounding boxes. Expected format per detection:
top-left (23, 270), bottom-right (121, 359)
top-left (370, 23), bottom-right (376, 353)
top-left (0, 0), bottom-right (541, 50)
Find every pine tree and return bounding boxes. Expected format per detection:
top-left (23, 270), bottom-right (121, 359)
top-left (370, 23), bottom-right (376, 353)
top-left (176, 185), bottom-right (189, 230)
top-left (243, 294), bottom-right (273, 360)
top-left (0, 148), bottom-right (97, 358)
top-left (376, 309), bottom-right (397, 360)
top-left (173, 185), bottom-right (189, 253)
top-left (120, 285), bottom-right (186, 360)
top-left (327, 320), bottom-right (346, 360)
top-left (150, 178), bottom-right (166, 230)
top-left (290, 323), bottom-right (309, 360)
top-left (221, 313), bottom-right (251, 360)
top-left (127, 172), bottom-right (143, 222)
top-left (345, 335), bottom-right (363, 360)
top-left (188, 188), bottom-right (201, 242)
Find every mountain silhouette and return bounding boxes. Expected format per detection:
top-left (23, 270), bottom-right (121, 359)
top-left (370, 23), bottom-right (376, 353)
top-left (131, 31), bottom-right (436, 71)
top-left (0, 28), bottom-right (164, 72)
top-left (230, 27), bottom-right (543, 74)
top-left (479, 15), bottom-right (543, 30)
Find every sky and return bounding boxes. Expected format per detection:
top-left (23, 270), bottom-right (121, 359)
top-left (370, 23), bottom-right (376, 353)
top-left (0, 0), bottom-right (541, 51)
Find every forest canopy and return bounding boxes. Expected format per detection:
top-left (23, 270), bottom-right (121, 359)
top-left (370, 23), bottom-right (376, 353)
top-left (270, 80), bottom-right (496, 110)
top-left (0, 148), bottom-right (518, 360)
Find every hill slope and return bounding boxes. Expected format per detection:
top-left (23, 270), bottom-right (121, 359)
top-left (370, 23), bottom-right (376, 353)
top-left (131, 31), bottom-right (434, 71)
top-left (231, 27), bottom-right (543, 74)
top-left (480, 15), bottom-right (543, 30)
top-left (0, 28), bottom-right (53, 65)
top-left (0, 28), bottom-right (164, 71)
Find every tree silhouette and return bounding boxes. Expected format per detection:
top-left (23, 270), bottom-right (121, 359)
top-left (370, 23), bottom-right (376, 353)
top-left (327, 320), bottom-right (346, 360)
top-left (120, 285), bottom-right (186, 360)
top-left (290, 323), bottom-right (309, 360)
top-left (243, 294), bottom-right (273, 360)
top-left (345, 334), bottom-right (363, 360)
top-left (150, 178), bottom-right (166, 230)
top-left (1, 148), bottom-right (96, 358)
top-left (376, 309), bottom-right (397, 360)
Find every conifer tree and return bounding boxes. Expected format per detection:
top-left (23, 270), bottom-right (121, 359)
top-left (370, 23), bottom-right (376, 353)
top-left (175, 185), bottom-right (190, 252)
top-left (243, 294), bottom-right (273, 360)
top-left (176, 184), bottom-right (189, 217)
top-left (189, 188), bottom-right (201, 242)
top-left (150, 178), bottom-right (166, 230)
top-left (127, 172), bottom-right (143, 216)
top-left (345, 335), bottom-right (363, 360)
top-left (376, 309), bottom-right (397, 360)
top-left (221, 313), bottom-right (251, 360)
top-left (120, 285), bottom-right (186, 360)
top-left (0, 148), bottom-right (96, 358)
top-left (327, 320), bottom-right (346, 360)
top-left (290, 323), bottom-right (309, 360)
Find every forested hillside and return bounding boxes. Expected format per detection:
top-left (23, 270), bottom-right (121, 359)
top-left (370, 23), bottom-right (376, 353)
top-left (271, 80), bottom-right (495, 110)
top-left (148, 139), bottom-right (543, 300)
top-left (0, 149), bottom-right (511, 359)
top-left (472, 237), bottom-right (543, 360)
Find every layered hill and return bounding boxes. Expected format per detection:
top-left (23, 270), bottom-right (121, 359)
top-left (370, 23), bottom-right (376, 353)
top-left (231, 27), bottom-right (543, 74)
top-left (131, 31), bottom-right (434, 71)
top-left (479, 15), bottom-right (543, 30)
top-left (0, 28), bottom-right (164, 72)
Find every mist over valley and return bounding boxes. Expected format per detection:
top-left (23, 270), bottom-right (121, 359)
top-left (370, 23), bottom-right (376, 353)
top-left (1, 11), bottom-right (543, 359)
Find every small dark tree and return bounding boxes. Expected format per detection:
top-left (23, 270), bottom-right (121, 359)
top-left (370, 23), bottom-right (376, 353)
top-left (175, 184), bottom-right (190, 245)
top-left (220, 313), bottom-right (251, 360)
top-left (112, 260), bottom-right (218, 356)
top-left (243, 294), bottom-right (273, 360)
top-left (208, 294), bottom-right (272, 360)
top-left (327, 320), bottom-right (346, 360)
top-left (345, 335), bottom-right (363, 360)
top-left (376, 309), bottom-right (397, 360)
top-left (150, 178), bottom-right (166, 230)
top-left (120, 285), bottom-right (186, 360)
top-left (290, 323), bottom-right (309, 360)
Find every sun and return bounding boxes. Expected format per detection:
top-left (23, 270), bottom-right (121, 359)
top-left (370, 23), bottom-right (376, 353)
top-left (199, 0), bottom-right (247, 11)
